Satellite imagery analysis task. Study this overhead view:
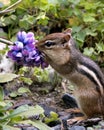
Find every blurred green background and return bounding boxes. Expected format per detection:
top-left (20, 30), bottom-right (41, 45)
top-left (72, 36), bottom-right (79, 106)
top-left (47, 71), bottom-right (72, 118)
top-left (0, 0), bottom-right (104, 66)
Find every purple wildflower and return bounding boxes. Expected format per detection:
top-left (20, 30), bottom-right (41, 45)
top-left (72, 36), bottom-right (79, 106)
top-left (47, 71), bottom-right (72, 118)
top-left (7, 31), bottom-right (48, 68)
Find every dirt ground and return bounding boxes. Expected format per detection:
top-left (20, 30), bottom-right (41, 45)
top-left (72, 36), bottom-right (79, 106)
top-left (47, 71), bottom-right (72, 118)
top-left (4, 77), bottom-right (104, 130)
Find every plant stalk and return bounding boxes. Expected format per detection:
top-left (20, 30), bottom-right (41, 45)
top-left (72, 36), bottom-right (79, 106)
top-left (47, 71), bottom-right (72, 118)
top-left (0, 38), bottom-right (13, 45)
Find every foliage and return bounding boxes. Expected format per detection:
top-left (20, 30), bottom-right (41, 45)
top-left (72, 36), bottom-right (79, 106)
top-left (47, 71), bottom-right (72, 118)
top-left (44, 111), bottom-right (59, 124)
top-left (0, 0), bottom-right (104, 65)
top-left (9, 87), bottom-right (31, 97)
top-left (0, 68), bottom-right (59, 128)
top-left (0, 85), bottom-right (52, 129)
top-left (0, 73), bottom-right (18, 83)
top-left (0, 0), bottom-right (104, 129)
top-left (18, 66), bottom-right (52, 84)
top-left (33, 67), bottom-right (50, 82)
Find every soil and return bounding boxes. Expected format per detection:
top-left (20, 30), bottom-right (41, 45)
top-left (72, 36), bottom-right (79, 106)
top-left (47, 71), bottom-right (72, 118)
top-left (4, 77), bottom-right (104, 130)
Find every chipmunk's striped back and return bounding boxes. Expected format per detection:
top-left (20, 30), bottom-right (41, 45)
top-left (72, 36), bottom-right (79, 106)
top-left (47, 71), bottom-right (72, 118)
top-left (77, 63), bottom-right (104, 95)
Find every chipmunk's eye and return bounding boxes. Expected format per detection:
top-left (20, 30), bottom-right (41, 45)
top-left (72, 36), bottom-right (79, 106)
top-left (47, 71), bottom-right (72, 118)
top-left (44, 40), bottom-right (55, 48)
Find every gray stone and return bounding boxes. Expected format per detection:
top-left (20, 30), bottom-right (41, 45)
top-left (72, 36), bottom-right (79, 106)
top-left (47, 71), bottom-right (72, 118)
top-left (23, 127), bottom-right (39, 130)
top-left (51, 124), bottom-right (61, 130)
top-left (69, 126), bottom-right (86, 130)
top-left (87, 127), bottom-right (94, 130)
top-left (99, 121), bottom-right (104, 127)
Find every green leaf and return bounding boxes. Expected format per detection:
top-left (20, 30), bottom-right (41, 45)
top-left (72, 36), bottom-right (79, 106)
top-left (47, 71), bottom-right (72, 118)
top-left (19, 120), bottom-right (51, 130)
top-left (9, 91), bottom-right (18, 98)
top-left (1, 105), bottom-right (28, 120)
top-left (48, 0), bottom-right (59, 5)
top-left (0, 86), bottom-right (4, 101)
top-left (83, 47), bottom-right (95, 57)
top-left (2, 105), bottom-right (44, 121)
top-left (45, 111), bottom-right (59, 124)
top-left (0, 102), bottom-right (12, 113)
top-left (50, 111), bottom-right (58, 118)
top-left (10, 14), bottom-right (17, 21)
top-left (36, 12), bottom-right (46, 20)
top-left (3, 125), bottom-right (20, 130)
top-left (0, 101), bottom-right (6, 107)
top-left (10, 116), bottom-right (22, 123)
top-left (20, 77), bottom-right (33, 85)
top-left (33, 67), bottom-right (49, 82)
top-left (19, 105), bottom-right (44, 118)
top-left (19, 15), bottom-right (35, 30)
top-left (37, 17), bottom-right (49, 25)
top-left (74, 30), bottom-right (86, 47)
top-left (18, 87), bottom-right (30, 94)
top-left (10, 87), bottom-right (31, 97)
top-left (0, 73), bottom-right (19, 83)
top-left (72, 26), bottom-right (82, 33)
top-left (69, 0), bottom-right (80, 4)
top-left (34, 0), bottom-right (49, 11)
top-left (96, 43), bottom-right (104, 53)
top-left (85, 28), bottom-right (97, 36)
top-left (0, 31), bottom-right (7, 38)
top-left (83, 13), bottom-right (96, 22)
top-left (18, 67), bottom-right (28, 75)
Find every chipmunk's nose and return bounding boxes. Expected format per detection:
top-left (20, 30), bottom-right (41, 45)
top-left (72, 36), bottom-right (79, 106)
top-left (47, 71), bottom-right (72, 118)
top-left (35, 41), bottom-right (39, 47)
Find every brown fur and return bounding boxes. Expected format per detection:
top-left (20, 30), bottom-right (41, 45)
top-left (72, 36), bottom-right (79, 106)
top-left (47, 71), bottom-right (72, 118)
top-left (37, 29), bottom-right (104, 121)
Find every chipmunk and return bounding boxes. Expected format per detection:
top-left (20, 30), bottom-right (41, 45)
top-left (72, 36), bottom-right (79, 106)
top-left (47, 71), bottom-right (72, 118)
top-left (36, 28), bottom-right (104, 124)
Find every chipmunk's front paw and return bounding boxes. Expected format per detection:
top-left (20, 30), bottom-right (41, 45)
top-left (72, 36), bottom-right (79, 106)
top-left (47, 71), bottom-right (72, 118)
top-left (65, 108), bottom-right (81, 113)
top-left (67, 116), bottom-right (86, 125)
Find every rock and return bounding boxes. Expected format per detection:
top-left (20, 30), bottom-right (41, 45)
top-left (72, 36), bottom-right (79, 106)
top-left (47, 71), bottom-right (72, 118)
top-left (45, 97), bottom-right (54, 105)
top-left (0, 43), bottom-right (14, 73)
top-left (87, 127), bottom-right (94, 130)
top-left (62, 93), bottom-right (78, 108)
top-left (69, 125), bottom-right (86, 130)
top-left (99, 121), bottom-right (104, 128)
top-left (48, 120), bottom-right (61, 127)
top-left (39, 103), bottom-right (57, 117)
top-left (51, 124), bottom-right (61, 130)
top-left (22, 126), bottom-right (39, 130)
top-left (58, 111), bottom-right (70, 117)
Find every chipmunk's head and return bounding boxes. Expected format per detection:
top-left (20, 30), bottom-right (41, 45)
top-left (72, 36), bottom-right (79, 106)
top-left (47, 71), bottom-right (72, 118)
top-left (37, 28), bottom-right (73, 66)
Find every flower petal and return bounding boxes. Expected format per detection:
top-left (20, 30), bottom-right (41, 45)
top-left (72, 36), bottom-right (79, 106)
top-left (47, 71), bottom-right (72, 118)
top-left (41, 62), bottom-right (49, 69)
top-left (22, 49), bottom-right (29, 56)
top-left (8, 31), bottom-right (48, 68)
top-left (17, 31), bottom-right (26, 42)
top-left (15, 41), bottom-right (24, 48)
top-left (25, 43), bottom-right (35, 51)
top-left (24, 37), bottom-right (35, 44)
top-left (16, 52), bottom-right (22, 57)
top-left (35, 56), bottom-right (40, 62)
top-left (27, 32), bottom-right (34, 38)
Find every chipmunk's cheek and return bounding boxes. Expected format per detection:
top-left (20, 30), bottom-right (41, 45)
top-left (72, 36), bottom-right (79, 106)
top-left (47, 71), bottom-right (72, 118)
top-left (44, 49), bottom-right (70, 65)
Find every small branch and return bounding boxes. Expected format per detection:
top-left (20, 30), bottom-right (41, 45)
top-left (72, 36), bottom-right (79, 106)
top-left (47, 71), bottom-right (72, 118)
top-left (0, 38), bottom-right (13, 45)
top-left (0, 0), bottom-right (22, 15)
top-left (2, 0), bottom-right (22, 11)
top-left (0, 9), bottom-right (14, 15)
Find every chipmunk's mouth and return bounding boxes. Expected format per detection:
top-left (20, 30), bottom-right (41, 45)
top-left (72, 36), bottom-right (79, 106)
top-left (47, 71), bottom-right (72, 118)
top-left (41, 51), bottom-right (52, 62)
top-left (40, 51), bottom-right (47, 60)
top-left (41, 52), bottom-right (45, 58)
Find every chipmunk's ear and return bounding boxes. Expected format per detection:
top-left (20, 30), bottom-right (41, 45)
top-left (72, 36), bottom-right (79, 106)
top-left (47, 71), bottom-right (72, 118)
top-left (63, 28), bottom-right (72, 34)
top-left (63, 28), bottom-right (72, 42)
top-left (62, 28), bottom-right (72, 49)
top-left (63, 33), bottom-right (71, 42)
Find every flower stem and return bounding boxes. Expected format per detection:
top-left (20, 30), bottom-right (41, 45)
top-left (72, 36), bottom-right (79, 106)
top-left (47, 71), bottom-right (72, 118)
top-left (0, 38), bottom-right (13, 45)
top-left (0, 0), bottom-right (22, 15)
